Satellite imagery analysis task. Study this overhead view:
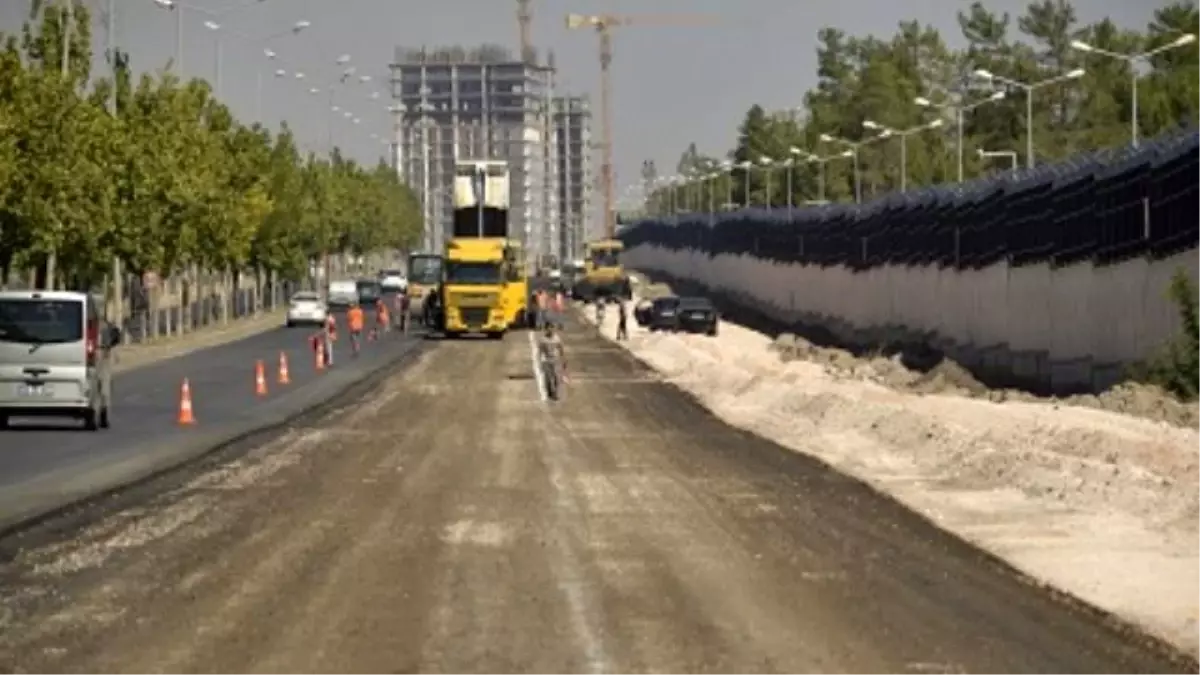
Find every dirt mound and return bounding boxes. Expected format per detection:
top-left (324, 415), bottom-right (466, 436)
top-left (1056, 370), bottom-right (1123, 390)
top-left (907, 358), bottom-right (990, 397)
top-left (1067, 383), bottom-right (1200, 428)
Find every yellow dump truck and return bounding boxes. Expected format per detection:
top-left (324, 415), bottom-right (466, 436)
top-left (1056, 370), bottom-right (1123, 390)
top-left (575, 239), bottom-right (632, 303)
top-left (443, 158), bottom-right (535, 334)
top-left (502, 240), bottom-right (530, 329)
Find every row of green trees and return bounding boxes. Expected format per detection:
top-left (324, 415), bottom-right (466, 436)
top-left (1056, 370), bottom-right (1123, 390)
top-left (643, 0), bottom-right (1199, 211)
top-left (0, 0), bottom-right (422, 294)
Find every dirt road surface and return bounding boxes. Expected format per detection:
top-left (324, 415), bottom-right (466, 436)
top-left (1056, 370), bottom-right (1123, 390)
top-left (0, 320), bottom-right (1191, 673)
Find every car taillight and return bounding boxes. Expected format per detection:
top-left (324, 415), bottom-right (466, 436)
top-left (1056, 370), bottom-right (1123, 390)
top-left (85, 320), bottom-right (98, 366)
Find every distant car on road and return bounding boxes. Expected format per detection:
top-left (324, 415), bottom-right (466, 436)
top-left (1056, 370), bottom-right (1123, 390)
top-left (327, 280), bottom-right (358, 310)
top-left (356, 279), bottom-right (383, 307)
top-left (378, 269), bottom-right (407, 293)
top-left (675, 296), bottom-right (719, 336)
top-left (286, 291), bottom-right (327, 328)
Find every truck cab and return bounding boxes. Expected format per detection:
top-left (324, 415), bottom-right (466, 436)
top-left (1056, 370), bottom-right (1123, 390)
top-left (441, 239), bottom-right (507, 338)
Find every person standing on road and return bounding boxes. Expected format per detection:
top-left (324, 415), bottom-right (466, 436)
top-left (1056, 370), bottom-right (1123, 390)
top-left (534, 288), bottom-right (548, 330)
top-left (536, 322), bottom-right (568, 401)
top-left (616, 298), bottom-right (629, 341)
top-left (552, 289), bottom-right (566, 328)
top-left (323, 313), bottom-right (338, 367)
top-left (346, 302), bottom-right (365, 356)
top-left (395, 290), bottom-right (410, 334)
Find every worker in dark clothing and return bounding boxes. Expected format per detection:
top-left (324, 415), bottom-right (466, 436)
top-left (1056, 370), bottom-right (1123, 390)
top-left (616, 298), bottom-right (629, 340)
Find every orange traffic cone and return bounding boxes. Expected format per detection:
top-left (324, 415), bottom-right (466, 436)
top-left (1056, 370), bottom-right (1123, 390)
top-left (278, 351), bottom-right (291, 385)
top-left (255, 360), bottom-right (268, 397)
top-left (178, 379), bottom-right (196, 426)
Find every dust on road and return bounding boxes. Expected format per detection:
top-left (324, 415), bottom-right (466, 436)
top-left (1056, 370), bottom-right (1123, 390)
top-left (0, 321), bottom-right (1191, 673)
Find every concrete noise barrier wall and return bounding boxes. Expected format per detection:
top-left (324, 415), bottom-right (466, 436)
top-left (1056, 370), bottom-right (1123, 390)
top-left (619, 130), bottom-right (1199, 395)
top-left (623, 245), bottom-right (1195, 394)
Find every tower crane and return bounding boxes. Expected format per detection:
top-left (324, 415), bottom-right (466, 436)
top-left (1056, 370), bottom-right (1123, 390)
top-left (565, 12), bottom-right (714, 240)
top-left (516, 0), bottom-right (534, 63)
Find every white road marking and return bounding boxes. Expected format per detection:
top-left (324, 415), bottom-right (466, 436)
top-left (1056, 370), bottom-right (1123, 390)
top-left (527, 331), bottom-right (548, 402)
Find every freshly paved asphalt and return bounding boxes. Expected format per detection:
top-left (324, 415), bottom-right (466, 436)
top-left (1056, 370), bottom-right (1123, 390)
top-left (0, 310), bottom-right (421, 528)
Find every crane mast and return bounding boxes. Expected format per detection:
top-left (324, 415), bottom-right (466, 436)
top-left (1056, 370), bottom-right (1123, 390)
top-left (565, 13), bottom-right (714, 240)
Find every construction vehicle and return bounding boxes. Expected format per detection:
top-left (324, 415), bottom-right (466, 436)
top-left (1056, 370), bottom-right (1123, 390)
top-left (438, 159), bottom-right (526, 338)
top-left (574, 239), bottom-right (631, 303)
top-left (405, 251), bottom-right (443, 325)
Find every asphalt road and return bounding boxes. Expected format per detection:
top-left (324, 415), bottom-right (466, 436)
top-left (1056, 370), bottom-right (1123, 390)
top-left (0, 318), bottom-right (1191, 673)
top-left (0, 309), bottom-right (419, 528)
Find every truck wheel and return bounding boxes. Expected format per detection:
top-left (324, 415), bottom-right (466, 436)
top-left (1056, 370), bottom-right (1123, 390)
top-left (488, 331), bottom-right (505, 340)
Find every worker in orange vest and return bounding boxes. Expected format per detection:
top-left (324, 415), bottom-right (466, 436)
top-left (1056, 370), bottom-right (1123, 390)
top-left (346, 302), bottom-right (365, 356)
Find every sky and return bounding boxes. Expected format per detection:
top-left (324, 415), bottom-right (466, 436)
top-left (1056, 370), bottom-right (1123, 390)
top-left (0, 0), bottom-right (1175, 208)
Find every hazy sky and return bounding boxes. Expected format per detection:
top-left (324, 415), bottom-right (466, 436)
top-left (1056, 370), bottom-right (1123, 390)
top-left (0, 0), bottom-right (1172, 202)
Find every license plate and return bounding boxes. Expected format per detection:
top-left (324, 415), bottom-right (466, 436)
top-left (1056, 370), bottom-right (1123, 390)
top-left (18, 383), bottom-right (52, 397)
top-left (690, 312), bottom-right (706, 319)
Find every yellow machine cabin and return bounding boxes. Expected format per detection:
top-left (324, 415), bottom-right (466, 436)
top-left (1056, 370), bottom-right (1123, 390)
top-left (405, 252), bottom-right (443, 319)
top-left (575, 239), bottom-right (631, 303)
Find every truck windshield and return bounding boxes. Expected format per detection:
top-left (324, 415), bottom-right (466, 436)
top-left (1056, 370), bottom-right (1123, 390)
top-left (445, 262), bottom-right (502, 285)
top-left (590, 249), bottom-right (620, 268)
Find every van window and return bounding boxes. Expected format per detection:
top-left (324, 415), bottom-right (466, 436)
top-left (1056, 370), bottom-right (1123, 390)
top-left (0, 298), bottom-right (84, 344)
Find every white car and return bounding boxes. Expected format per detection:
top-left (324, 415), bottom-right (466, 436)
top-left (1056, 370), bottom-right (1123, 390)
top-left (286, 291), bottom-right (328, 327)
top-left (379, 270), bottom-right (407, 292)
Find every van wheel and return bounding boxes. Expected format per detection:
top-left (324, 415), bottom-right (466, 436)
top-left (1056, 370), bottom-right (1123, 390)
top-left (0, 415), bottom-right (8, 430)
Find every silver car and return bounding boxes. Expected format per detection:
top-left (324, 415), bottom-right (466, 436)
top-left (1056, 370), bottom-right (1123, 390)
top-left (0, 290), bottom-right (120, 430)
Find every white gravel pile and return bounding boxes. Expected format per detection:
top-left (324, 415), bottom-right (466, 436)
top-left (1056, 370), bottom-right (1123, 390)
top-left (580, 291), bottom-right (1200, 656)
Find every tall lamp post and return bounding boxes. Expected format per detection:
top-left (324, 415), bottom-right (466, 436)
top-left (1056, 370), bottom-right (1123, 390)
top-left (1071, 34), bottom-right (1196, 148)
top-left (736, 160), bottom-right (752, 208)
top-left (758, 156), bottom-right (774, 209)
top-left (199, 18), bottom-right (308, 101)
top-left (973, 67), bottom-right (1084, 168)
top-left (913, 91), bottom-right (1005, 182)
top-left (862, 118), bottom-right (944, 192)
top-left (818, 130), bottom-right (892, 204)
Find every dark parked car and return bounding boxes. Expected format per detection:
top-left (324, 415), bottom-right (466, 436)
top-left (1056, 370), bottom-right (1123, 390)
top-left (356, 279), bottom-right (382, 306)
top-left (644, 295), bottom-right (681, 332)
top-left (633, 299), bottom-right (655, 326)
top-left (675, 296), bottom-right (719, 336)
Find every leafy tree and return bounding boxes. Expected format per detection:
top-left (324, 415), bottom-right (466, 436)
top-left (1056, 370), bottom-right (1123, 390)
top-left (646, 0), bottom-right (1199, 210)
top-left (0, 0), bottom-right (423, 325)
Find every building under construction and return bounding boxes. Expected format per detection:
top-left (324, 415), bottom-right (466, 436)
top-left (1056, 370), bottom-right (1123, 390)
top-left (389, 45), bottom-right (560, 259)
top-left (551, 95), bottom-right (593, 260)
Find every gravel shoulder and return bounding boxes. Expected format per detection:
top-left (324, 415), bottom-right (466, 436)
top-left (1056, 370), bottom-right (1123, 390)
top-left (589, 278), bottom-right (1199, 656)
top-left (0, 322), bottom-right (1191, 672)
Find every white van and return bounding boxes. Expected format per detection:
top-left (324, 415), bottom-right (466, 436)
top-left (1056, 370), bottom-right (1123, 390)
top-left (0, 290), bottom-right (120, 430)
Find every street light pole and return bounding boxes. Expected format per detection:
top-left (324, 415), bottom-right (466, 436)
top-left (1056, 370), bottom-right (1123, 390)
top-left (1071, 34), bottom-right (1196, 148)
top-left (973, 68), bottom-right (1085, 168)
top-left (863, 118), bottom-right (944, 192)
top-left (979, 149), bottom-right (1018, 173)
top-left (914, 91), bottom-right (1005, 181)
